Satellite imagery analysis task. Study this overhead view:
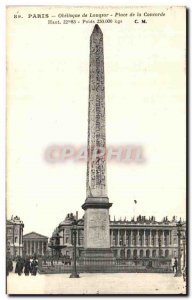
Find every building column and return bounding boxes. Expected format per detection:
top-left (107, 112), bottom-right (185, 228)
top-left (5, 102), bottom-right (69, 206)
top-left (137, 230), bottom-right (140, 246)
top-left (39, 241), bottom-right (41, 255)
top-left (169, 230), bottom-right (171, 245)
top-left (38, 241), bottom-right (40, 255)
top-left (44, 242), bottom-right (46, 255)
top-left (143, 230), bottom-right (146, 247)
top-left (130, 230), bottom-right (133, 246)
top-left (162, 230), bottom-right (165, 246)
top-left (149, 230), bottom-right (152, 246)
top-left (130, 249), bottom-right (132, 258)
top-left (111, 230), bottom-right (113, 246)
top-left (125, 247), bottom-right (127, 258)
top-left (117, 248), bottom-right (121, 258)
top-left (156, 230), bottom-right (159, 247)
top-left (19, 227), bottom-right (21, 256)
top-left (41, 242), bottom-right (43, 255)
top-left (117, 230), bottom-right (120, 246)
top-left (124, 230), bottom-right (126, 246)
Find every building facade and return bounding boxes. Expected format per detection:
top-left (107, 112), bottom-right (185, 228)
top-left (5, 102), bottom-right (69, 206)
top-left (6, 216), bottom-right (24, 258)
top-left (52, 213), bottom-right (186, 264)
top-left (23, 232), bottom-right (49, 257)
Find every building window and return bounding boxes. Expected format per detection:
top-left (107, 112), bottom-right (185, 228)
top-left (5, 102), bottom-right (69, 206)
top-left (152, 250), bottom-right (156, 257)
top-left (127, 249), bottom-right (131, 258)
top-left (66, 237), bottom-right (69, 243)
top-left (165, 249), bottom-right (169, 257)
top-left (126, 231), bottom-right (129, 245)
top-left (145, 234), bottom-right (149, 246)
top-left (159, 249), bottom-right (163, 257)
top-left (164, 232), bottom-right (168, 246)
top-left (146, 249), bottom-right (150, 258)
top-left (120, 249), bottom-right (125, 259)
top-left (113, 250), bottom-right (118, 258)
top-left (15, 237), bottom-right (17, 243)
top-left (140, 249), bottom-right (143, 258)
top-left (151, 232), bottom-right (155, 246)
top-left (133, 249), bottom-right (137, 259)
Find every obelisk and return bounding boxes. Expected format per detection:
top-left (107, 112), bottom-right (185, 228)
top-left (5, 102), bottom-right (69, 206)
top-left (81, 24), bottom-right (114, 266)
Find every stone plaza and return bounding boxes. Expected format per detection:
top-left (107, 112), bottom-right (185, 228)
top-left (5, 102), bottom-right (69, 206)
top-left (7, 271), bottom-right (186, 295)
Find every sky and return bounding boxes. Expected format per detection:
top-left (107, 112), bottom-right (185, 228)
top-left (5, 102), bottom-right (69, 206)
top-left (6, 6), bottom-right (186, 237)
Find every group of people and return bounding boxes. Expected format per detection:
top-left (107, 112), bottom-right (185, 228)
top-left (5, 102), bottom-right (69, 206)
top-left (7, 256), bottom-right (38, 276)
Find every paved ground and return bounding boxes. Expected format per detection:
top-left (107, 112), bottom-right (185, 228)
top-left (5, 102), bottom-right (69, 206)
top-left (7, 272), bottom-right (186, 295)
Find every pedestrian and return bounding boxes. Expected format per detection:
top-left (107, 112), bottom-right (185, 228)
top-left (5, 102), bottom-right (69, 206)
top-left (31, 257), bottom-right (38, 276)
top-left (6, 257), bottom-right (13, 276)
top-left (15, 257), bottom-right (24, 276)
top-left (171, 257), bottom-right (175, 272)
top-left (24, 257), bottom-right (31, 276)
top-left (6, 257), bottom-right (12, 276)
top-left (182, 267), bottom-right (186, 282)
top-left (174, 257), bottom-right (178, 273)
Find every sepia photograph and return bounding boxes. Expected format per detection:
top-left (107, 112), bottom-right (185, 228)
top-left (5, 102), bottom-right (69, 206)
top-left (6, 6), bottom-right (187, 295)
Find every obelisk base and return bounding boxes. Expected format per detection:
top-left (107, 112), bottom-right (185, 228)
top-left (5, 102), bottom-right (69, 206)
top-left (79, 248), bottom-right (116, 271)
top-left (80, 198), bottom-right (116, 270)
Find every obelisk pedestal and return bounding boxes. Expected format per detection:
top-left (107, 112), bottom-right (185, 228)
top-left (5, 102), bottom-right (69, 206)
top-left (80, 25), bottom-right (115, 267)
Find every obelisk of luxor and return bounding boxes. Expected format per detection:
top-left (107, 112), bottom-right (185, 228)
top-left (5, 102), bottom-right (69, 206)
top-left (81, 25), bottom-right (114, 264)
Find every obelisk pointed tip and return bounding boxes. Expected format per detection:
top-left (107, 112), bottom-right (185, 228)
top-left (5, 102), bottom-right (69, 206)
top-left (94, 24), bottom-right (100, 30)
top-left (92, 24), bottom-right (103, 35)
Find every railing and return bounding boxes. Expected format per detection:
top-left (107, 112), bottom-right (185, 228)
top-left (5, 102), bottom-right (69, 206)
top-left (38, 257), bottom-right (172, 274)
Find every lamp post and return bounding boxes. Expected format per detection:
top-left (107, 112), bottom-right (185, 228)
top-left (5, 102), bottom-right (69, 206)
top-left (49, 238), bottom-right (54, 266)
top-left (175, 220), bottom-right (182, 277)
top-left (181, 233), bottom-right (186, 270)
top-left (69, 217), bottom-right (83, 278)
top-left (12, 223), bottom-right (15, 259)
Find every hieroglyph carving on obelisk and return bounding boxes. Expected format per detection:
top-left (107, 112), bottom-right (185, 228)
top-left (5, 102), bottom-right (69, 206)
top-left (86, 24), bottom-right (107, 199)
